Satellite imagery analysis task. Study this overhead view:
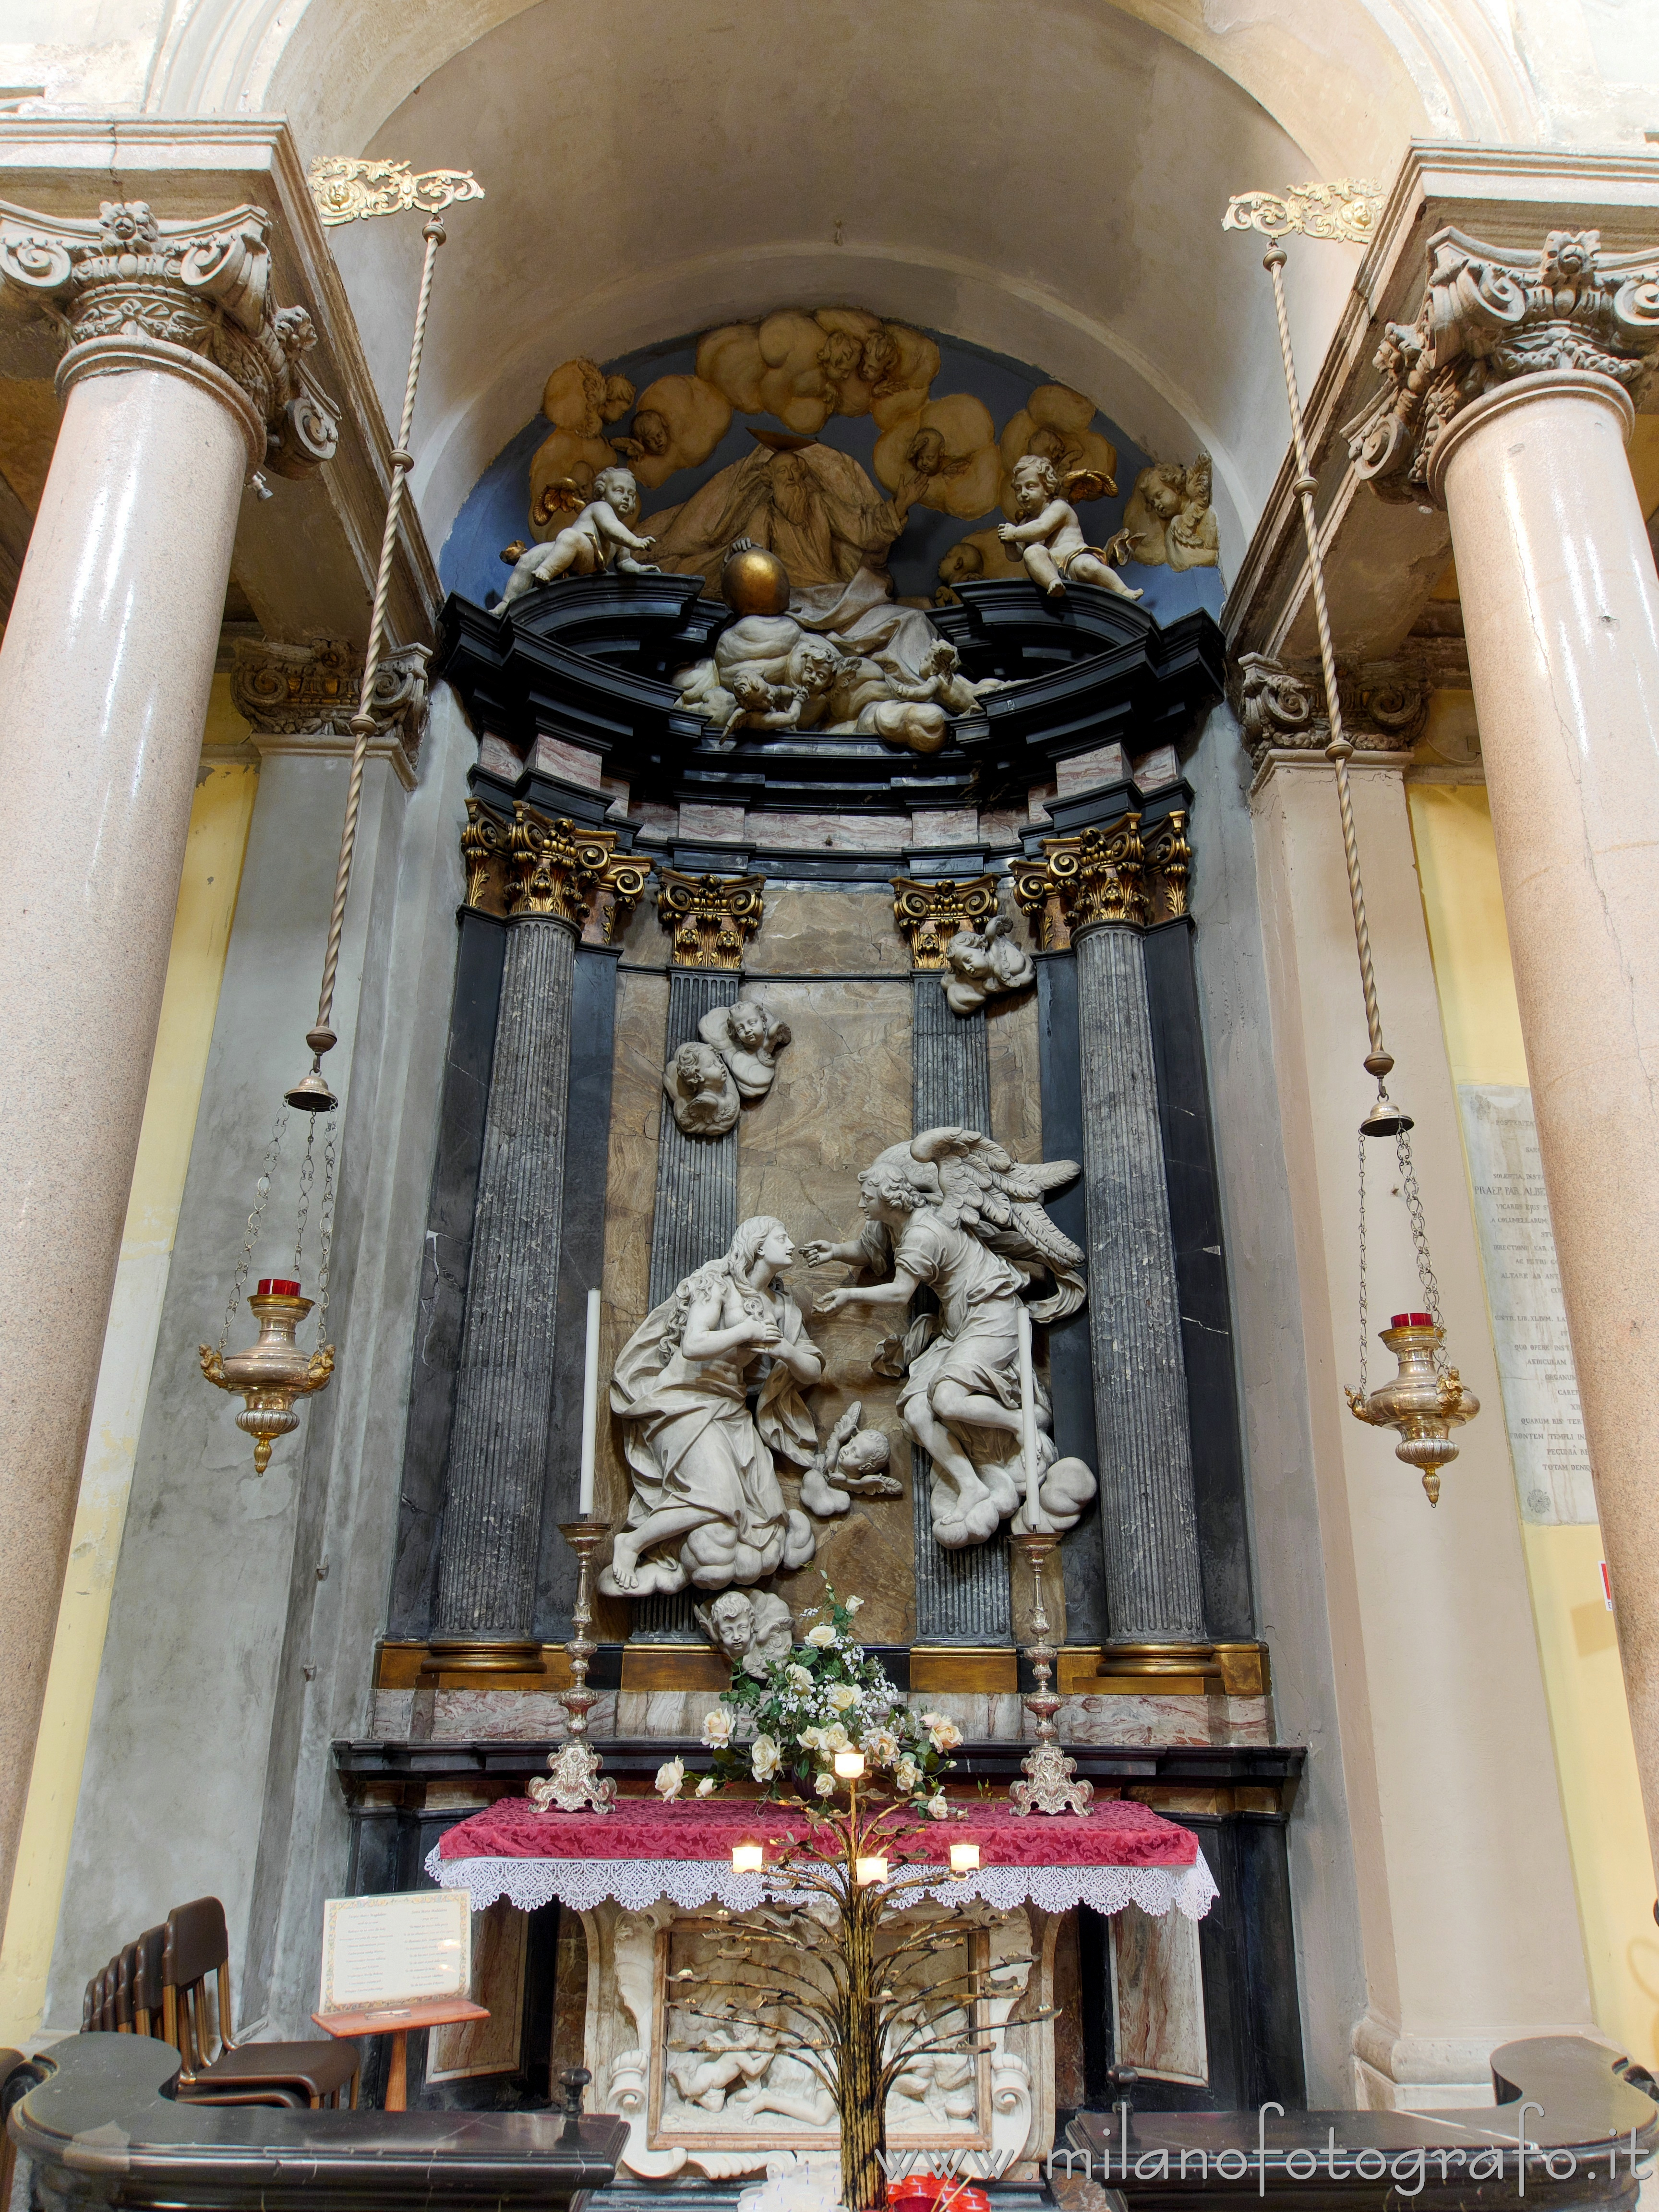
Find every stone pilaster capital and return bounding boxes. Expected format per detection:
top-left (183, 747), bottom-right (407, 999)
top-left (459, 799), bottom-right (647, 937)
top-left (1349, 225), bottom-right (1659, 505)
top-left (1012, 819), bottom-right (1145, 950)
top-left (655, 867), bottom-right (766, 969)
top-left (0, 197), bottom-right (339, 477)
top-left (1230, 651), bottom-right (1430, 769)
top-left (231, 637), bottom-right (429, 785)
top-left (890, 875), bottom-right (1001, 969)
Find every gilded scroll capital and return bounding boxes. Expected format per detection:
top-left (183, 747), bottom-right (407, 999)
top-left (656, 868), bottom-right (766, 969)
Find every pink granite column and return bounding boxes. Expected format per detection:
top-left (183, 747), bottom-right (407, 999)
top-left (1431, 368), bottom-right (1659, 1866)
top-left (0, 201), bottom-right (337, 1920)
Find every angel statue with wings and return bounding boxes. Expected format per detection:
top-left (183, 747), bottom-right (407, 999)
top-left (805, 1128), bottom-right (1097, 1549)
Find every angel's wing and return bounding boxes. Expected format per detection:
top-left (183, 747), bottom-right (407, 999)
top-left (909, 1126), bottom-right (1086, 1321)
top-left (1062, 465), bottom-right (1118, 505)
top-left (529, 476), bottom-right (588, 526)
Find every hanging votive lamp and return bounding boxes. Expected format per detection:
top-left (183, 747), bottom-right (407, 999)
top-left (199, 1277), bottom-right (335, 1474)
top-left (1346, 1314), bottom-right (1479, 1506)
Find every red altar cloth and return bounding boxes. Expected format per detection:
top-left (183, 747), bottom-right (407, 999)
top-left (438, 1790), bottom-right (1198, 1867)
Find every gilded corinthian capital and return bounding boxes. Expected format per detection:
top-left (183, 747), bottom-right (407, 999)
top-left (0, 197), bottom-right (339, 476)
top-left (459, 799), bottom-right (647, 937)
top-left (1348, 226), bottom-right (1659, 504)
top-left (1012, 819), bottom-right (1146, 950)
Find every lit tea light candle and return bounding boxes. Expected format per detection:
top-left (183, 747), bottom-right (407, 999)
top-left (731, 1843), bottom-right (764, 1875)
top-left (949, 1843), bottom-right (981, 1875)
top-left (855, 1855), bottom-right (889, 1887)
top-left (833, 1749), bottom-right (865, 1780)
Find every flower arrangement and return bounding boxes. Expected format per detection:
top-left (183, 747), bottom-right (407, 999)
top-left (655, 1583), bottom-right (963, 1806)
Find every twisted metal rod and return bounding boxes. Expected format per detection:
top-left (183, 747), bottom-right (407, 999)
top-left (1263, 240), bottom-right (1387, 1069)
top-left (295, 213), bottom-right (447, 1095)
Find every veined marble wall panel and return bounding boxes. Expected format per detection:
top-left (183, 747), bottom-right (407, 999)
top-left (745, 882), bottom-right (910, 977)
top-left (986, 987), bottom-right (1042, 1161)
top-left (594, 967), bottom-right (667, 1640)
top-left (735, 969), bottom-right (916, 1644)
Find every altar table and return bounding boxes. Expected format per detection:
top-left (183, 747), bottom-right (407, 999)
top-left (428, 1795), bottom-right (1215, 2179)
top-left (426, 1791), bottom-right (1218, 1920)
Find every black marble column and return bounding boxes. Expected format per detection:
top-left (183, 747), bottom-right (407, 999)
top-left (910, 974), bottom-right (1012, 1645)
top-left (1075, 918), bottom-right (1205, 1643)
top-left (633, 967), bottom-right (741, 1639)
top-left (431, 913), bottom-right (578, 1659)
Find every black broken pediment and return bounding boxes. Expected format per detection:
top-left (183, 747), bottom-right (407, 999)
top-left (432, 572), bottom-right (1224, 812)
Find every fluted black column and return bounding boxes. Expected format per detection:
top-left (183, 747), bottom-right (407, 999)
top-left (432, 913), bottom-right (577, 1658)
top-left (1075, 919), bottom-right (1205, 1641)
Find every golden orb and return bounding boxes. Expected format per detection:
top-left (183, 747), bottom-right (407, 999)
top-left (721, 544), bottom-right (791, 617)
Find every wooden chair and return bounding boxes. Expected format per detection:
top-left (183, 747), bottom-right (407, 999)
top-left (112, 1942), bottom-right (137, 2032)
top-left (162, 1898), bottom-right (359, 2109)
top-left (132, 1925), bottom-right (166, 2038)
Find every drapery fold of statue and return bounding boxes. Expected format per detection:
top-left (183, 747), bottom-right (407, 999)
top-left (806, 1128), bottom-right (1097, 1550)
top-left (599, 1216), bottom-right (823, 1598)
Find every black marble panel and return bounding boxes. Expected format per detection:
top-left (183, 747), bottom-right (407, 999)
top-left (387, 910), bottom-right (506, 1640)
top-left (1142, 916), bottom-right (1254, 1642)
top-left (1036, 952), bottom-right (1108, 1645)
top-left (534, 946), bottom-right (623, 1643)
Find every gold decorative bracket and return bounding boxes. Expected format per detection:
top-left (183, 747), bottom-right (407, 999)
top-left (1142, 811), bottom-right (1191, 924)
top-left (890, 876), bottom-right (1001, 969)
top-left (656, 868), bottom-right (766, 969)
top-left (1222, 178), bottom-right (1382, 245)
top-left (309, 157), bottom-right (485, 226)
top-left (1011, 818), bottom-right (1146, 950)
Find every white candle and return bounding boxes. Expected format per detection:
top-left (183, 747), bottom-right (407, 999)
top-left (578, 1286), bottom-right (601, 1516)
top-left (1016, 1303), bottom-right (1040, 1525)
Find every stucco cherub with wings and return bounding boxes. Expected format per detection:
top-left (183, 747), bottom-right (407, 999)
top-left (804, 1127), bottom-right (1097, 1549)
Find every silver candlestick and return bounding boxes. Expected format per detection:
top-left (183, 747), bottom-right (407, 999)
top-left (529, 1518), bottom-right (616, 1815)
top-left (1009, 1526), bottom-right (1093, 1816)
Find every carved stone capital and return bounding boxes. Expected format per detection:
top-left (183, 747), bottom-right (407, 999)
top-left (460, 799), bottom-right (647, 938)
top-left (0, 197), bottom-right (339, 476)
top-left (1348, 226), bottom-right (1659, 504)
top-left (890, 875), bottom-right (1000, 968)
top-left (656, 868), bottom-right (766, 969)
top-left (1231, 651), bottom-right (1430, 767)
top-left (1012, 819), bottom-right (1145, 950)
top-left (232, 636), bottom-right (428, 786)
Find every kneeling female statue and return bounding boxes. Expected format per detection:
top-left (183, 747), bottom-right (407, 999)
top-left (599, 1216), bottom-right (822, 1598)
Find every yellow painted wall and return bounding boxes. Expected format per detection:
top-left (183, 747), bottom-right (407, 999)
top-left (0, 682), bottom-right (257, 2045)
top-left (1409, 781), bottom-right (1659, 2069)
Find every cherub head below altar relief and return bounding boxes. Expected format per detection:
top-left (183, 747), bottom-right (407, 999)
top-left (499, 464), bottom-right (661, 608)
top-left (693, 1587), bottom-right (795, 1679)
top-left (942, 912), bottom-right (1035, 1016)
top-left (698, 997), bottom-right (791, 1102)
top-left (664, 1040), bottom-right (739, 1137)
top-left (999, 455), bottom-right (1143, 605)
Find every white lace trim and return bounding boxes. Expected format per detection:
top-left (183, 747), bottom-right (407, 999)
top-left (422, 1847), bottom-right (1217, 1922)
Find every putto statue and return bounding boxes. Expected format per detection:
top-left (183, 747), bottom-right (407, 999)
top-left (1122, 454), bottom-right (1219, 571)
top-left (499, 464), bottom-right (660, 605)
top-left (796, 1398), bottom-right (902, 1518)
top-left (698, 998), bottom-right (791, 1102)
top-left (805, 1129), bottom-right (1096, 1549)
top-left (942, 913), bottom-right (1035, 1015)
top-left (663, 1040), bottom-right (740, 1137)
top-left (693, 1588), bottom-right (796, 1679)
top-left (998, 456), bottom-right (1143, 602)
top-left (599, 1217), bottom-right (822, 1597)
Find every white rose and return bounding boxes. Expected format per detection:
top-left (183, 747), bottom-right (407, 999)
top-left (845, 1596), bottom-right (865, 1615)
top-left (893, 1758), bottom-right (920, 1794)
top-left (702, 1708), bottom-right (735, 1748)
top-left (805, 1623), bottom-right (837, 1648)
top-left (787, 1664), bottom-right (814, 1692)
top-left (926, 1793), bottom-right (949, 1820)
top-left (826, 1683), bottom-right (857, 1713)
top-left (866, 1730), bottom-right (900, 1765)
top-left (696, 1775), bottom-right (717, 1798)
top-left (920, 1711), bottom-right (963, 1752)
top-left (751, 1733), bottom-right (781, 1782)
top-left (821, 1722), bottom-right (849, 1753)
top-left (798, 1726), bottom-right (823, 1750)
top-left (815, 1772), bottom-right (837, 1796)
top-left (656, 1757), bottom-right (685, 1801)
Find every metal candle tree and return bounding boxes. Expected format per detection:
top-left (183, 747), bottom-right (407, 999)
top-left (1222, 181), bottom-right (1478, 1501)
top-left (678, 1756), bottom-right (1050, 2212)
top-left (199, 158), bottom-right (484, 1474)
